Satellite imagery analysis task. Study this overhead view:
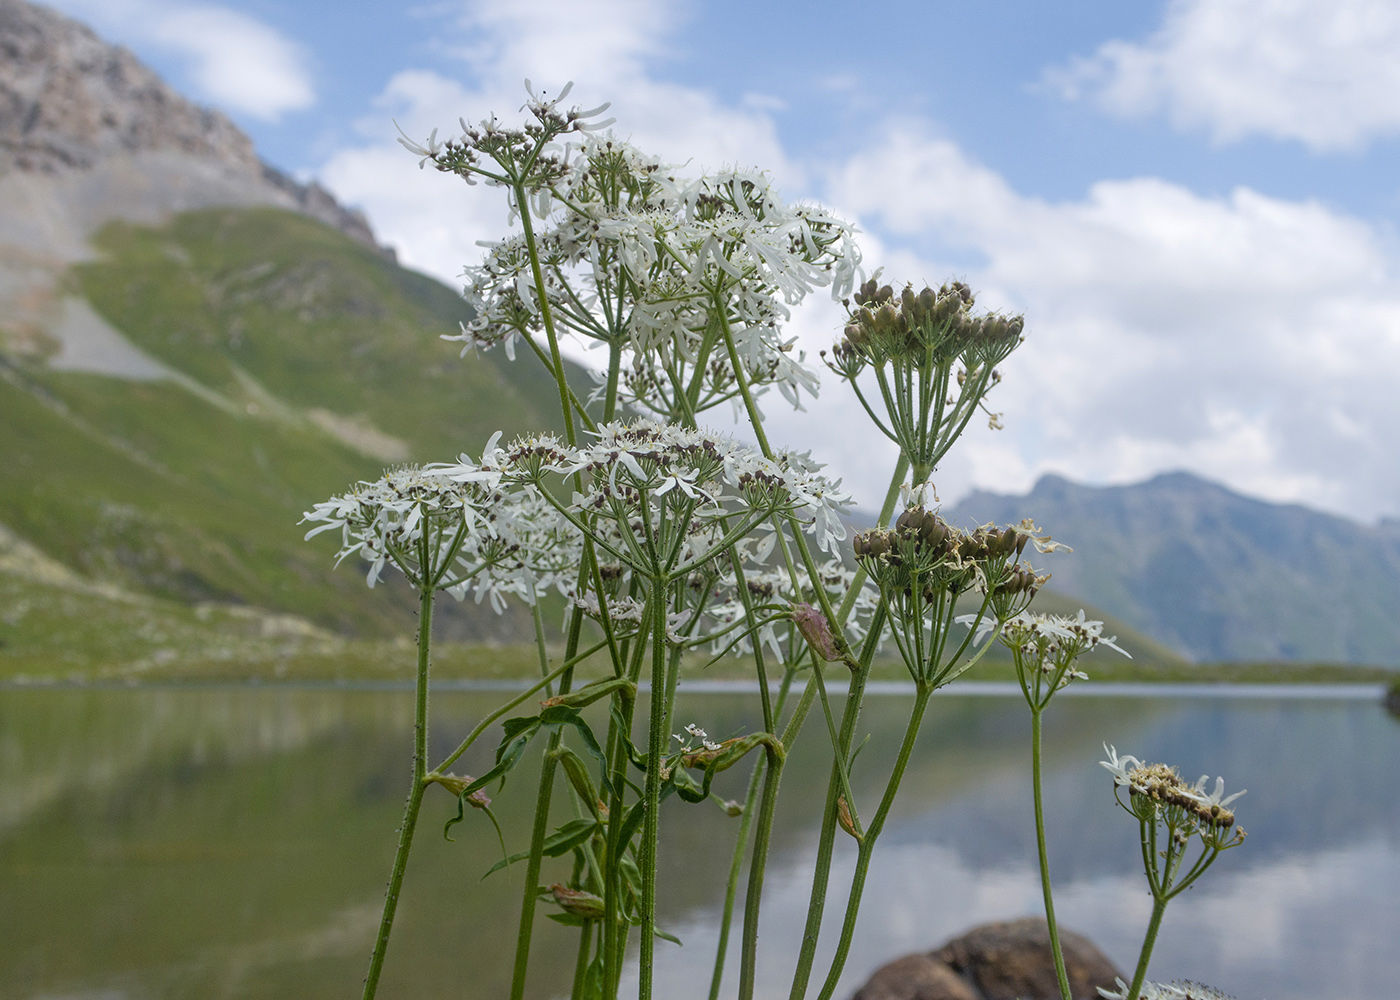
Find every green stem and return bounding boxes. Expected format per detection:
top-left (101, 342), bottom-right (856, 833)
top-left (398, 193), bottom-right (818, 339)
top-left (787, 622), bottom-right (883, 1000)
top-left (638, 579), bottom-right (675, 1000)
top-left (532, 591), bottom-right (552, 687)
top-left (360, 584), bottom-right (434, 1000)
top-left (709, 751), bottom-right (767, 1000)
top-left (508, 608), bottom-right (585, 1000)
top-left (362, 780), bottom-right (425, 1000)
top-left (1030, 707), bottom-right (1073, 1000)
top-left (738, 747), bottom-right (785, 1000)
top-left (515, 181), bottom-right (577, 447)
top-left (571, 921), bottom-right (595, 1000)
top-left (711, 658), bottom-right (803, 1000)
top-left (813, 684), bottom-right (932, 1000)
top-left (509, 737), bottom-right (562, 1000)
top-left (1127, 895), bottom-right (1170, 1000)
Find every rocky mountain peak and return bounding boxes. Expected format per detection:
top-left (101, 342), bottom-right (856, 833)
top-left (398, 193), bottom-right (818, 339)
top-left (0, 0), bottom-right (390, 257)
top-left (0, 0), bottom-right (258, 174)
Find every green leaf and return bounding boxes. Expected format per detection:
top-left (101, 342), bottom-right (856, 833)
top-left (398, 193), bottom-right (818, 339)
top-left (461, 720), bottom-right (541, 799)
top-left (541, 817), bottom-right (602, 858)
top-left (556, 747), bottom-right (603, 818)
top-left (543, 676), bottom-right (635, 710)
top-left (480, 849), bottom-right (532, 880)
top-left (580, 959), bottom-right (605, 1000)
top-left (536, 706), bottom-right (614, 797)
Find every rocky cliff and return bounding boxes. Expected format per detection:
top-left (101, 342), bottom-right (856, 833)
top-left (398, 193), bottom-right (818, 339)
top-left (0, 0), bottom-right (388, 257)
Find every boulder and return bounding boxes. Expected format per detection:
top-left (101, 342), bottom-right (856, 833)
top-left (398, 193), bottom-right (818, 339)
top-left (851, 917), bottom-right (1122, 1000)
top-left (851, 953), bottom-right (979, 1000)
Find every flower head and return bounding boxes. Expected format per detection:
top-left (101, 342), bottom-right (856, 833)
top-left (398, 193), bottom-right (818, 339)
top-left (302, 440), bottom-right (580, 609)
top-left (1099, 979), bottom-right (1235, 1000)
top-left (439, 130), bottom-right (861, 420)
top-left (1186, 774), bottom-right (1246, 829)
top-left (519, 419), bottom-right (849, 576)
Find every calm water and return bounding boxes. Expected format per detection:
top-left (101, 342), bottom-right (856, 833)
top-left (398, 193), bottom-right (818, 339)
top-left (3, 685), bottom-right (1397, 999)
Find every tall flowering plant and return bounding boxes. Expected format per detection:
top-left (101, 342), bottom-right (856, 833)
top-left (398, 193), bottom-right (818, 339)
top-left (303, 82), bottom-right (1247, 1000)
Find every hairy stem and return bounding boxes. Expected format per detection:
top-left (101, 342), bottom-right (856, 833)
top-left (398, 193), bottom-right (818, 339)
top-left (360, 584), bottom-right (434, 1000)
top-left (508, 609), bottom-right (585, 1000)
top-left (709, 751), bottom-right (767, 1000)
top-left (738, 746), bottom-right (785, 1000)
top-left (638, 579), bottom-right (674, 1000)
top-left (1127, 895), bottom-right (1170, 1000)
top-left (1031, 707), bottom-right (1073, 1000)
top-left (814, 684), bottom-right (932, 1000)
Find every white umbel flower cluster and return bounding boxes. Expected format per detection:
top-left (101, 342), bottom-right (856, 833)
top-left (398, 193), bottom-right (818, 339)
top-left (1100, 745), bottom-right (1246, 822)
top-left (301, 447), bottom-right (580, 610)
top-left (443, 133), bottom-right (861, 416)
top-left (506, 420), bottom-right (850, 578)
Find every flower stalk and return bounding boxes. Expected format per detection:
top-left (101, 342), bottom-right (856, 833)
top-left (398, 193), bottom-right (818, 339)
top-left (298, 83), bottom-right (1256, 1000)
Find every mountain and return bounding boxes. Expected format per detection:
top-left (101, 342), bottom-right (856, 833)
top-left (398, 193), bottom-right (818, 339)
top-left (0, 0), bottom-right (385, 257)
top-left (944, 471), bottom-right (1400, 665)
top-left (0, 0), bottom-right (577, 652)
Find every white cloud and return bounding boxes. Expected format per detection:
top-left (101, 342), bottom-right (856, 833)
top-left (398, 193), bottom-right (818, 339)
top-left (1046, 0), bottom-right (1400, 151)
top-left (319, 0), bottom-right (796, 287)
top-left (824, 127), bottom-right (1400, 520)
top-left (146, 6), bottom-right (315, 120)
top-left (44, 0), bottom-right (315, 121)
top-left (315, 0), bottom-right (1400, 525)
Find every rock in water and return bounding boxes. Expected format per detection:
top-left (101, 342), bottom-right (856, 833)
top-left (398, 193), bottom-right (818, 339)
top-left (851, 953), bottom-right (980, 1000)
top-left (852, 917), bottom-right (1122, 1000)
top-left (934, 918), bottom-right (1121, 999)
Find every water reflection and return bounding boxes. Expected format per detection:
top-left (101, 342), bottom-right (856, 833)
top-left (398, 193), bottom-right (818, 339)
top-left (1, 688), bottom-right (1395, 999)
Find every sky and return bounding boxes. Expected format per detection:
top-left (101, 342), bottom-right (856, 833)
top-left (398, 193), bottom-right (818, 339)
top-left (42, 0), bottom-right (1400, 524)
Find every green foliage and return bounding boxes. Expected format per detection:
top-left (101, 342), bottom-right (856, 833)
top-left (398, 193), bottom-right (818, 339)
top-left (0, 207), bottom-right (586, 643)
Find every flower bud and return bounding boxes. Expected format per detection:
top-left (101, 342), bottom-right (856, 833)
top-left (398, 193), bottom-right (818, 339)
top-left (792, 601), bottom-right (842, 662)
top-left (917, 286), bottom-right (938, 320)
top-left (550, 884), bottom-right (605, 920)
top-left (836, 795), bottom-right (862, 841)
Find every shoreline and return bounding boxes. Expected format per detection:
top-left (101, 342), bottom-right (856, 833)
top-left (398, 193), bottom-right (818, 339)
top-left (1, 677), bottom-right (1389, 700)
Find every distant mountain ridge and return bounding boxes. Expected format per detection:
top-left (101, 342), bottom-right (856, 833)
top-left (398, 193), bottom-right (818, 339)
top-left (945, 471), bottom-right (1400, 665)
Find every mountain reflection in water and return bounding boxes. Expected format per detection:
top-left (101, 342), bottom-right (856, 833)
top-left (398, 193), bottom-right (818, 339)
top-left (1, 687), bottom-right (1395, 999)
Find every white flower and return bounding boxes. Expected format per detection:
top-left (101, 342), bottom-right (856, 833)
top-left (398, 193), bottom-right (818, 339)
top-left (303, 442), bottom-right (580, 605)
top-left (1100, 744), bottom-right (1144, 788)
top-left (439, 132), bottom-right (860, 419)
top-left (1099, 979), bottom-right (1189, 999)
top-left (528, 419), bottom-right (847, 577)
top-left (395, 123), bottom-right (442, 167)
top-left (681, 723), bottom-right (721, 751)
top-left (1187, 775), bottom-right (1246, 811)
top-left (1099, 979), bottom-right (1234, 1000)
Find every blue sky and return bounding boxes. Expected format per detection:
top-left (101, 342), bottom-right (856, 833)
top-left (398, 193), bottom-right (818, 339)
top-left (42, 0), bottom-right (1400, 523)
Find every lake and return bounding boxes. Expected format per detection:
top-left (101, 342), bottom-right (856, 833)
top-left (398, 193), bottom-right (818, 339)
top-left (3, 683), bottom-right (1397, 999)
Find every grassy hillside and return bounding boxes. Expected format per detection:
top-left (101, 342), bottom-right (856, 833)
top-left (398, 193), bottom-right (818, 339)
top-left (1, 207), bottom-right (577, 643)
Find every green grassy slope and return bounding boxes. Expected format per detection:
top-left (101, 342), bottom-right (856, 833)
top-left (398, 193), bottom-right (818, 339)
top-left (1, 207), bottom-right (576, 645)
top-left (76, 208), bottom-right (570, 463)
